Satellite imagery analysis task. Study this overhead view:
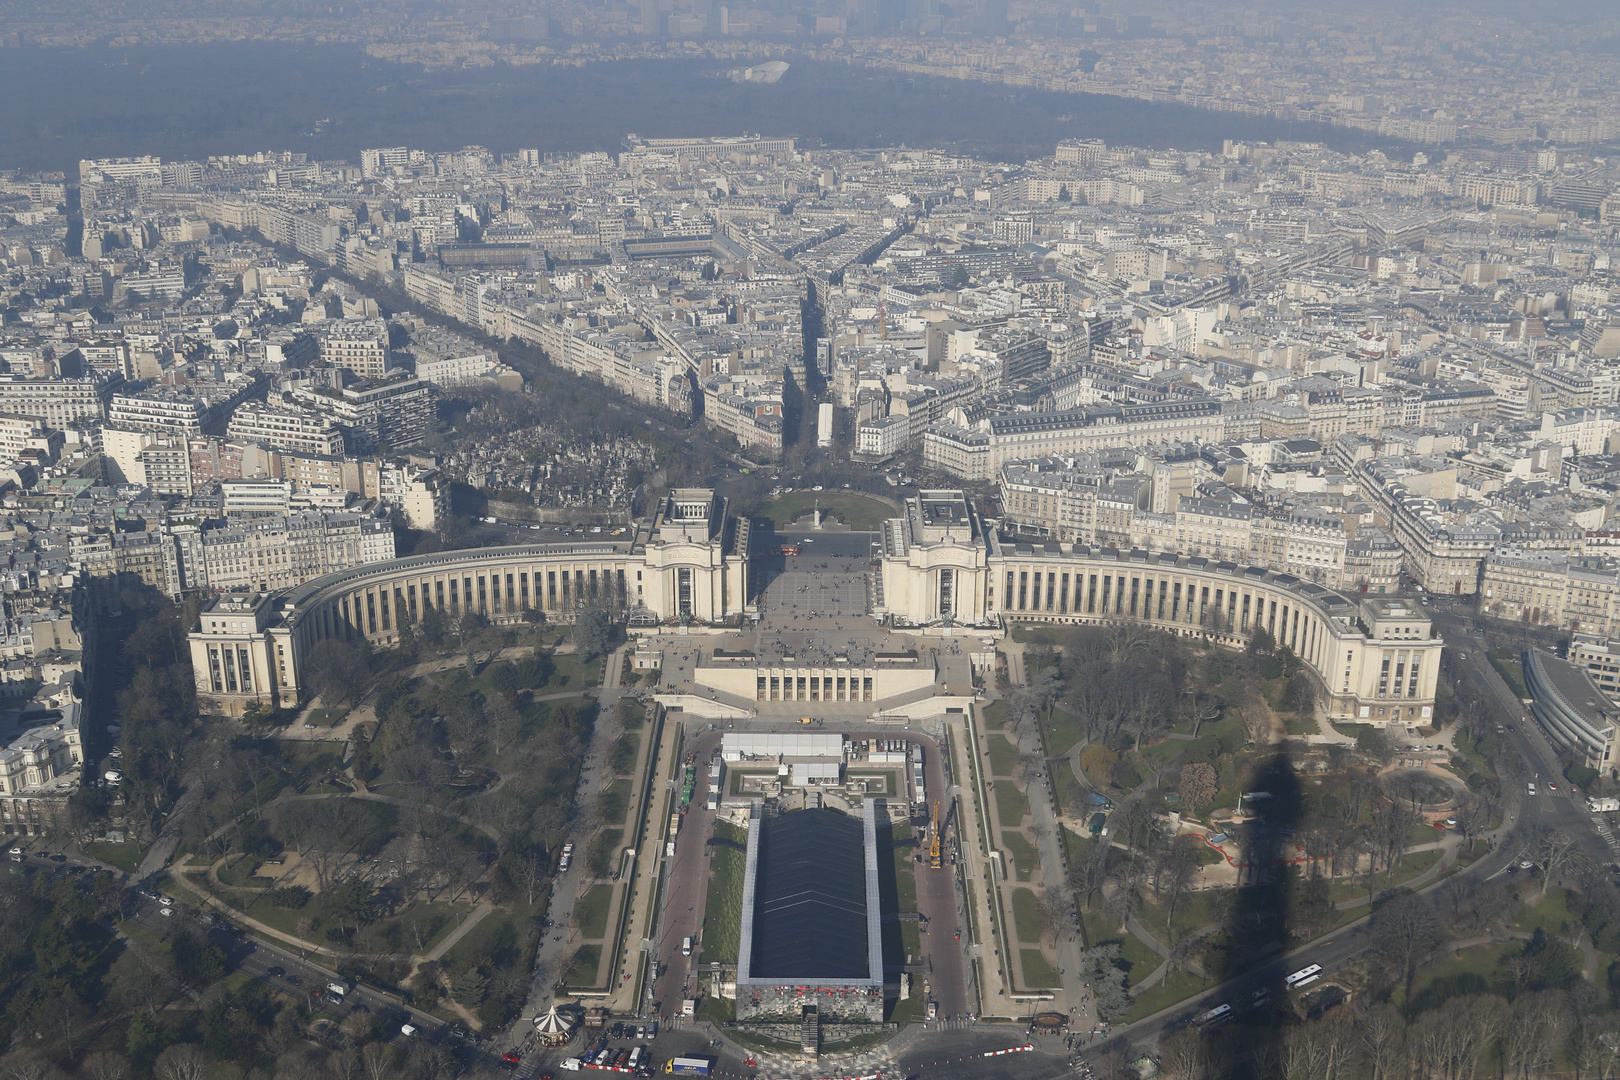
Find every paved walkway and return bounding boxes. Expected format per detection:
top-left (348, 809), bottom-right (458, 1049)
top-left (427, 902), bottom-right (495, 962)
top-left (955, 706), bottom-right (1012, 1014)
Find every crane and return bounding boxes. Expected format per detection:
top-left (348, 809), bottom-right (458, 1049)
top-left (929, 800), bottom-right (943, 869)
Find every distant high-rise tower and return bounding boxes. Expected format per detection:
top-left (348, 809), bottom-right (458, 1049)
top-left (640, 0), bottom-right (661, 35)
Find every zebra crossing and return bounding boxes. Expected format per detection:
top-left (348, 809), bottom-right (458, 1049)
top-left (1590, 813), bottom-right (1619, 852)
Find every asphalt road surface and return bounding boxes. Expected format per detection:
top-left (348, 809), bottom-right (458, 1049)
top-left (121, 888), bottom-right (456, 1045)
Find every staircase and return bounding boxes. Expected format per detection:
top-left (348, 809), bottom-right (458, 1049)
top-left (800, 1004), bottom-right (820, 1058)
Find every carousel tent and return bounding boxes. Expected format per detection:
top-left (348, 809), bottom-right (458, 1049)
top-left (532, 1004), bottom-right (577, 1046)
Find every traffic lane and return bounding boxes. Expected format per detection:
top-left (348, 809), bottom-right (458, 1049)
top-left (124, 897), bottom-right (448, 1043)
top-left (1101, 836), bottom-right (1523, 1057)
top-left (652, 728), bottom-right (725, 1019)
top-left (897, 1029), bottom-right (1073, 1080)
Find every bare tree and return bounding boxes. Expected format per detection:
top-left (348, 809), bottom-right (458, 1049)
top-left (1372, 892), bottom-right (1443, 1003)
top-left (1158, 1028), bottom-right (1205, 1080)
top-left (1501, 989), bottom-right (1569, 1080)
top-left (84, 1054), bottom-right (130, 1080)
top-left (0, 1053), bottom-right (53, 1080)
top-left (1357, 1002), bottom-right (1405, 1080)
top-left (361, 1044), bottom-right (394, 1080)
top-left (1067, 842), bottom-right (1110, 911)
top-left (1040, 887), bottom-right (1076, 948)
top-left (154, 1044), bottom-right (211, 1080)
top-left (511, 847), bottom-right (552, 906)
top-left (1536, 827), bottom-right (1585, 895)
top-left (1156, 836), bottom-right (1202, 929)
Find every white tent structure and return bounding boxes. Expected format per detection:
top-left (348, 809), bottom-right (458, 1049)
top-left (532, 1004), bottom-right (577, 1047)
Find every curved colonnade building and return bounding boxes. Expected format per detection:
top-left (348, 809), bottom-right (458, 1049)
top-left (877, 492), bottom-right (1445, 725)
top-left (190, 488), bottom-right (1444, 727)
top-left (188, 489), bottom-right (750, 716)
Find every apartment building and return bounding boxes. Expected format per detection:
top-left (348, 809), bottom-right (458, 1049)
top-left (227, 404), bottom-right (346, 456)
top-left (318, 320), bottom-right (391, 380)
top-left (0, 374), bottom-right (114, 428)
top-left (1481, 546), bottom-right (1620, 636)
top-left (107, 389), bottom-right (208, 437)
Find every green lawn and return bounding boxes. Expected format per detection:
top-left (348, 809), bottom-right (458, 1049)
top-left (1132, 891), bottom-right (1217, 946)
top-left (548, 653), bottom-right (602, 691)
top-left (1122, 969), bottom-right (1208, 1023)
top-left (1513, 886), bottom-right (1578, 938)
top-left (982, 700), bottom-right (1012, 729)
top-left (438, 904), bottom-right (541, 974)
top-left (1011, 887), bottom-right (1046, 944)
top-left (1008, 626), bottom-right (1067, 646)
top-left (302, 707), bottom-right (348, 728)
top-left (1328, 850), bottom-right (1442, 903)
top-left (560, 944), bottom-right (602, 988)
top-left (1082, 909), bottom-right (1161, 987)
top-left (700, 821), bottom-right (747, 966)
top-left (1041, 708), bottom-right (1086, 756)
top-left (575, 884), bottom-right (614, 940)
top-left (587, 828), bottom-right (624, 878)
top-left (986, 734), bottom-right (1019, 777)
top-left (609, 733), bottom-right (641, 777)
top-left (599, 779), bottom-right (633, 826)
top-left (889, 822), bottom-right (918, 911)
top-left (995, 784), bottom-right (1030, 826)
top-left (1002, 832), bottom-right (1038, 882)
top-left (1488, 649), bottom-right (1529, 700)
top-left (83, 840), bottom-right (145, 873)
top-left (757, 491), bottom-right (895, 531)
top-left (1021, 948), bottom-right (1061, 989)
top-left (1052, 765), bottom-right (1088, 818)
top-left (1402, 941), bottom-right (1518, 1013)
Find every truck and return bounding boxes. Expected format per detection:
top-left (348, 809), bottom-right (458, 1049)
top-left (1590, 797), bottom-right (1620, 813)
top-left (664, 1058), bottom-right (712, 1076)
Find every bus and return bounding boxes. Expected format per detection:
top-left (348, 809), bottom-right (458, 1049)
top-left (1285, 964), bottom-right (1323, 990)
top-left (1192, 1004), bottom-right (1232, 1027)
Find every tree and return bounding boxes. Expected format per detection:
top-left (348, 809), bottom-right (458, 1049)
top-left (1067, 841), bottom-right (1109, 911)
top-left (1079, 743), bottom-right (1118, 785)
top-left (573, 604), bottom-right (614, 661)
top-left (1080, 943), bottom-right (1130, 1021)
top-left (1282, 672), bottom-right (1316, 714)
top-left (1155, 836), bottom-right (1202, 929)
top-left (1249, 624), bottom-right (1276, 655)
top-left (1157, 1029), bottom-right (1204, 1080)
top-left (324, 877), bottom-right (377, 933)
top-left (83, 1054), bottom-right (129, 1080)
top-left (1040, 887), bottom-right (1075, 948)
top-left (1178, 762), bottom-right (1218, 808)
top-left (153, 1044), bottom-right (211, 1080)
top-left (304, 639), bottom-right (366, 709)
top-left (1501, 989), bottom-right (1569, 1080)
top-left (1535, 827), bottom-right (1584, 895)
top-left (1372, 892), bottom-right (1443, 1002)
top-left (361, 1043), bottom-right (397, 1080)
top-left (419, 605), bottom-right (450, 647)
top-left (1357, 1002), bottom-right (1405, 1080)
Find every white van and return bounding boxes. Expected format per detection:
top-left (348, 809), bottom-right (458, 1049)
top-left (1528, 783), bottom-right (1538, 796)
top-left (681, 936), bottom-right (693, 957)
